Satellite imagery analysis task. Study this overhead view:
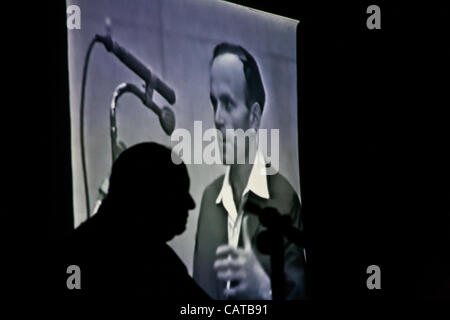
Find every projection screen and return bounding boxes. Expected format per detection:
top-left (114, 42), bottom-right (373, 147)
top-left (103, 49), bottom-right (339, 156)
top-left (67, 0), bottom-right (301, 299)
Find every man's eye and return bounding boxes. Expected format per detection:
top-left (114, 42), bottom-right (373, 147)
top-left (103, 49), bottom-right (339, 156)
top-left (223, 99), bottom-right (232, 110)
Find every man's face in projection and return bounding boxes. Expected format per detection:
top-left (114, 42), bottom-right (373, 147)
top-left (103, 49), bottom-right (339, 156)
top-left (210, 53), bottom-right (253, 164)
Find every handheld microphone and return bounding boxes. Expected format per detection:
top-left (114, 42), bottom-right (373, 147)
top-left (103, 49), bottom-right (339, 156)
top-left (95, 34), bottom-right (176, 105)
top-left (245, 201), bottom-right (305, 248)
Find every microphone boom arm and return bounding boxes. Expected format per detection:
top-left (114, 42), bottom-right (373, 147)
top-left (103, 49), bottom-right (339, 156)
top-left (80, 27), bottom-right (176, 219)
top-left (110, 82), bottom-right (175, 163)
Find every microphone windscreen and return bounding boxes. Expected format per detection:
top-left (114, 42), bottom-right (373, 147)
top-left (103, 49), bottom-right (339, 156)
top-left (159, 106), bottom-right (176, 136)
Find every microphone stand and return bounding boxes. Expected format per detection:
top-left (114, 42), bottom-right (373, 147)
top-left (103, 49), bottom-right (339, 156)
top-left (80, 21), bottom-right (176, 218)
top-left (91, 81), bottom-right (174, 215)
top-left (245, 202), bottom-right (305, 300)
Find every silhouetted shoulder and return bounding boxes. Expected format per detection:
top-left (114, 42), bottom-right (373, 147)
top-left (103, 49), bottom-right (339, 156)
top-left (68, 210), bottom-right (112, 245)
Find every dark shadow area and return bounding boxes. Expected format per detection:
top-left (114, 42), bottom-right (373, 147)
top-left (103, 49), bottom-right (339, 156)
top-left (60, 142), bottom-right (209, 299)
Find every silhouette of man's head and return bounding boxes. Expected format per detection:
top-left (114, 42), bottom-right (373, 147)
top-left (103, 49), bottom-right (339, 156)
top-left (104, 142), bottom-right (195, 242)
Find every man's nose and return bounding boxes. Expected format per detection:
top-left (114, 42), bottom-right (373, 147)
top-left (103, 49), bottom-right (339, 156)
top-left (214, 103), bottom-right (225, 127)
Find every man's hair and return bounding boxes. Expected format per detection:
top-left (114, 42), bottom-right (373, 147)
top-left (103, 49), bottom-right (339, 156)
top-left (106, 142), bottom-right (187, 207)
top-left (211, 42), bottom-right (265, 113)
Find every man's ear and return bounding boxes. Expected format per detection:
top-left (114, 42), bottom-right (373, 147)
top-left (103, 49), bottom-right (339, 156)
top-left (249, 102), bottom-right (261, 129)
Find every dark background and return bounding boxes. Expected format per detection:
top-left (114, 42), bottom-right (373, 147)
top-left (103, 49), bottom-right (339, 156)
top-left (34, 0), bottom-right (449, 300)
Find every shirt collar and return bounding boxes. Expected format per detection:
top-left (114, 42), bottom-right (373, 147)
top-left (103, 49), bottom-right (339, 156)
top-left (216, 151), bottom-right (270, 204)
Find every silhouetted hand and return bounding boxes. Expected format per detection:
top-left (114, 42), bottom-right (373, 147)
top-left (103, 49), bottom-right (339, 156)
top-left (214, 216), bottom-right (272, 299)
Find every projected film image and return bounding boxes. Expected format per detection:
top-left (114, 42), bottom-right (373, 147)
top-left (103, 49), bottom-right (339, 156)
top-left (67, 0), bottom-right (303, 299)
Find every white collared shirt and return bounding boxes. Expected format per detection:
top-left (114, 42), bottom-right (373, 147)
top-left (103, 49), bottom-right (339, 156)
top-left (215, 151), bottom-right (270, 248)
